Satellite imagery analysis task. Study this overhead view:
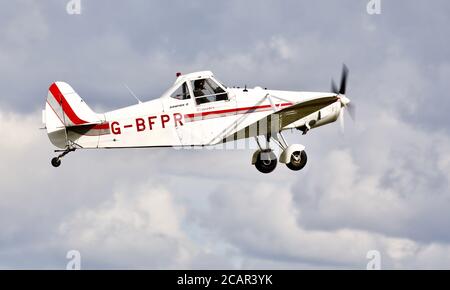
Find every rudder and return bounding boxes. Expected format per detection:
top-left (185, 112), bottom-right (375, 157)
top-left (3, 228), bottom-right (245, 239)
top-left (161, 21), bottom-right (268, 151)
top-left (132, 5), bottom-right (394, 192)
top-left (44, 82), bottom-right (108, 149)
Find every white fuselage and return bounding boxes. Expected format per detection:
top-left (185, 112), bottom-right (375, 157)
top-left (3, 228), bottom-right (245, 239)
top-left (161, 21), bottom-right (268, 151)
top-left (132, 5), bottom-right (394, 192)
top-left (76, 89), bottom-right (339, 149)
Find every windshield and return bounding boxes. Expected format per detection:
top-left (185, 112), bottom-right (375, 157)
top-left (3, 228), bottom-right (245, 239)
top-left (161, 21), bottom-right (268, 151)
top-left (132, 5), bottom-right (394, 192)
top-left (192, 78), bottom-right (227, 105)
top-left (170, 82), bottom-right (190, 100)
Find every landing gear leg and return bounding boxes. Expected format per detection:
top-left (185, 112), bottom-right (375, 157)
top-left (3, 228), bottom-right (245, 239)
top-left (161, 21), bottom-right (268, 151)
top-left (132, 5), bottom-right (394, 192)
top-left (273, 131), bottom-right (308, 171)
top-left (51, 148), bottom-right (75, 168)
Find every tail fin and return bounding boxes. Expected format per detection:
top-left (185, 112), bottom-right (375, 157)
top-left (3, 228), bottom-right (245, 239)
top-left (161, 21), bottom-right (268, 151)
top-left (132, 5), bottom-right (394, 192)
top-left (44, 82), bottom-right (108, 148)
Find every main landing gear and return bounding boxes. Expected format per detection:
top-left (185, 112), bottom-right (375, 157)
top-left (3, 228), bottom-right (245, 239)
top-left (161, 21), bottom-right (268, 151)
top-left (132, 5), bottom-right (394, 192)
top-left (254, 149), bottom-right (278, 174)
top-left (285, 150), bottom-right (307, 171)
top-left (51, 148), bottom-right (75, 168)
top-left (252, 133), bottom-right (307, 174)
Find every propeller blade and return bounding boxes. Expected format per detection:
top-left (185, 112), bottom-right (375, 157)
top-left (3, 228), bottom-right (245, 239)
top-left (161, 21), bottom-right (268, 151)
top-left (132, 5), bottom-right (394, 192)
top-left (339, 107), bottom-right (345, 133)
top-left (331, 79), bottom-right (338, 94)
top-left (339, 64), bottom-right (348, 95)
top-left (346, 102), bottom-right (356, 121)
top-left (331, 64), bottom-right (353, 132)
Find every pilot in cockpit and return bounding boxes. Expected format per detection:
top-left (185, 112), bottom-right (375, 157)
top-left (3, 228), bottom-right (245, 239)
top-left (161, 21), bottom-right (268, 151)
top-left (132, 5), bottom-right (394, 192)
top-left (194, 79), bottom-right (205, 95)
top-left (194, 79), bottom-right (209, 104)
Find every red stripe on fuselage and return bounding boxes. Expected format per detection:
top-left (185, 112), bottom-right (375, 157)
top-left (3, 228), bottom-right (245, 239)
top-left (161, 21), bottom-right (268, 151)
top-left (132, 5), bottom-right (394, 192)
top-left (184, 102), bottom-right (293, 120)
top-left (91, 123), bottom-right (110, 130)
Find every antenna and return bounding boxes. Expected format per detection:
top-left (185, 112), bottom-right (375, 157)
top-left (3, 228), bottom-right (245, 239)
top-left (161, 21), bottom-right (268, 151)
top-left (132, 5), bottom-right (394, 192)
top-left (124, 83), bottom-right (142, 104)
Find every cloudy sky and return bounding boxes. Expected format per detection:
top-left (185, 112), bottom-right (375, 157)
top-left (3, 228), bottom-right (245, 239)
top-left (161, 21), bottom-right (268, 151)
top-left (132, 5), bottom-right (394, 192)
top-left (1, 0), bottom-right (450, 269)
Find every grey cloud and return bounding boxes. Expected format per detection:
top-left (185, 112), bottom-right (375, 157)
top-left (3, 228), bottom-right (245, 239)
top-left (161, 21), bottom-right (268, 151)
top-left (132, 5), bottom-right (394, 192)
top-left (291, 112), bottom-right (450, 244)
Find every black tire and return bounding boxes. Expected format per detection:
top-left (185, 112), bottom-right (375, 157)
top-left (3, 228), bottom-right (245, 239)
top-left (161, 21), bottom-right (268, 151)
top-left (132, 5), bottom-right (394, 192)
top-left (255, 152), bottom-right (277, 174)
top-left (51, 157), bottom-right (61, 168)
top-left (286, 151), bottom-right (307, 171)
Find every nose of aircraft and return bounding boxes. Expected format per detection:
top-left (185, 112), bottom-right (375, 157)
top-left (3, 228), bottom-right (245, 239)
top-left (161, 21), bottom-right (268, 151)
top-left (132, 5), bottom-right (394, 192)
top-left (331, 65), bottom-right (355, 122)
top-left (340, 95), bottom-right (351, 106)
top-left (338, 95), bottom-right (355, 121)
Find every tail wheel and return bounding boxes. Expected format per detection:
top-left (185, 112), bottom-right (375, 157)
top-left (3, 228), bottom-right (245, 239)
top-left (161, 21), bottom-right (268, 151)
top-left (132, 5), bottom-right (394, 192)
top-left (50, 148), bottom-right (75, 168)
top-left (51, 157), bottom-right (61, 168)
top-left (286, 151), bottom-right (307, 171)
top-left (255, 151), bottom-right (277, 174)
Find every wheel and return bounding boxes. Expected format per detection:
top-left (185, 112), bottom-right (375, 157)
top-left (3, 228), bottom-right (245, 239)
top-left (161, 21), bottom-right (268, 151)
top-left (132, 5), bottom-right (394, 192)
top-left (286, 151), bottom-right (307, 171)
top-left (255, 151), bottom-right (277, 173)
top-left (51, 157), bottom-right (61, 168)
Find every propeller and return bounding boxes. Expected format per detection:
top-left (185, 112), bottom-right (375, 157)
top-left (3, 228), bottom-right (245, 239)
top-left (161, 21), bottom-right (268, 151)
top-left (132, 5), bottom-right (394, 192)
top-left (331, 64), bottom-right (349, 95)
top-left (331, 64), bottom-right (355, 132)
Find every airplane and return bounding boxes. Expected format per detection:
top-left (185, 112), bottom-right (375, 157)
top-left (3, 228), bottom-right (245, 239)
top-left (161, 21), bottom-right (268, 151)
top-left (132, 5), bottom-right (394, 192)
top-left (42, 65), bottom-right (354, 173)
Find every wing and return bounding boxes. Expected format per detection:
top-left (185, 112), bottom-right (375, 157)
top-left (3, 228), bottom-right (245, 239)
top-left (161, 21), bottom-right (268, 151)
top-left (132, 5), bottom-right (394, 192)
top-left (221, 96), bottom-right (337, 143)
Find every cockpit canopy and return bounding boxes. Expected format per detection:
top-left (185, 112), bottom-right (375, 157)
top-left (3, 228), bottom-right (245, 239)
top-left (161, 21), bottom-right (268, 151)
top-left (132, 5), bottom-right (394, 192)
top-left (191, 78), bottom-right (227, 104)
top-left (168, 71), bottom-right (228, 105)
